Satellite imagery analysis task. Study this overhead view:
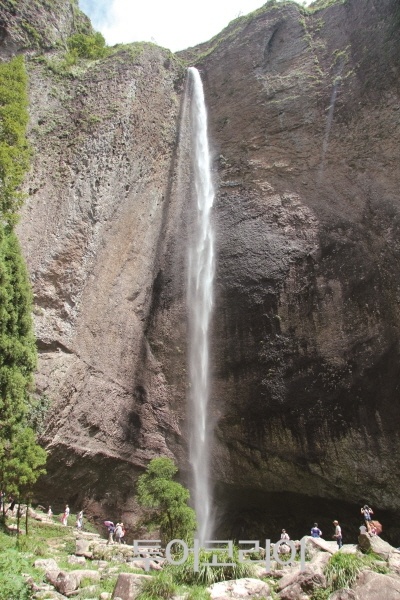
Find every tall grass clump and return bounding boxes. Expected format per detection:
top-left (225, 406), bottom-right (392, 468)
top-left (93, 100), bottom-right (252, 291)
top-left (136, 571), bottom-right (177, 600)
top-left (325, 553), bottom-right (368, 590)
top-left (165, 547), bottom-right (255, 586)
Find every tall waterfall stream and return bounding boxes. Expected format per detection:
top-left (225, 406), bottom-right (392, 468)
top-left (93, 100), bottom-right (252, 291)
top-left (187, 67), bottom-right (215, 545)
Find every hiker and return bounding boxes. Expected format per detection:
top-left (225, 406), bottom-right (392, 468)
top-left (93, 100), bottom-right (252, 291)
top-left (6, 497), bottom-right (16, 514)
top-left (61, 504), bottom-right (70, 526)
top-left (361, 505), bottom-right (373, 532)
top-left (311, 523), bottom-right (322, 538)
top-left (279, 529), bottom-right (290, 554)
top-left (107, 523), bottom-right (115, 544)
top-left (333, 520), bottom-right (343, 549)
top-left (120, 522), bottom-right (126, 544)
top-left (76, 510), bottom-right (83, 529)
top-left (115, 522), bottom-right (123, 544)
top-left (47, 506), bottom-right (53, 519)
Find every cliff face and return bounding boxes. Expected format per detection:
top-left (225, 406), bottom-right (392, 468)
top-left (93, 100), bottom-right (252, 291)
top-left (0, 0), bottom-right (186, 520)
top-left (0, 0), bottom-right (93, 55)
top-left (195, 0), bottom-right (400, 539)
top-left (5, 0), bottom-right (400, 537)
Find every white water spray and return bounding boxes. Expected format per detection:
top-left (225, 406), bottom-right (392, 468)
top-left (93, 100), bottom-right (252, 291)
top-left (187, 67), bottom-right (215, 545)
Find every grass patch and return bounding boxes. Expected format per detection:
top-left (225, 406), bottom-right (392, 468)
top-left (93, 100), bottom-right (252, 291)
top-left (136, 571), bottom-right (177, 600)
top-left (324, 552), bottom-right (386, 591)
top-left (164, 547), bottom-right (255, 586)
top-left (183, 586), bottom-right (211, 600)
top-left (0, 549), bottom-right (31, 600)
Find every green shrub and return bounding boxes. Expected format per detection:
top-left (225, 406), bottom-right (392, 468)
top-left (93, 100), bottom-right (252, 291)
top-left (0, 550), bottom-right (30, 600)
top-left (136, 571), bottom-right (177, 600)
top-left (137, 457), bottom-right (196, 545)
top-left (67, 32), bottom-right (107, 59)
top-left (325, 553), bottom-right (367, 590)
top-left (16, 535), bottom-right (48, 556)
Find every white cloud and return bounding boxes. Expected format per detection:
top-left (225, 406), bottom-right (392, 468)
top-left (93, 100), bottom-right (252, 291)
top-left (79, 0), bottom-right (313, 53)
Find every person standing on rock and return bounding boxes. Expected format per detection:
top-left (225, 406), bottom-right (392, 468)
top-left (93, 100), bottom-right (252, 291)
top-left (278, 529), bottom-right (290, 554)
top-left (311, 523), bottom-right (322, 538)
top-left (361, 505), bottom-right (374, 533)
top-left (333, 520), bottom-right (343, 549)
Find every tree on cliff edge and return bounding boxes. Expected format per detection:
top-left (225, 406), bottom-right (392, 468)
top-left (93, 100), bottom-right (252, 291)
top-left (137, 457), bottom-right (196, 545)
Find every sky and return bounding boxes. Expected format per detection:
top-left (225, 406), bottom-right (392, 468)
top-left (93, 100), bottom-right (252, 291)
top-left (79, 0), bottom-right (312, 53)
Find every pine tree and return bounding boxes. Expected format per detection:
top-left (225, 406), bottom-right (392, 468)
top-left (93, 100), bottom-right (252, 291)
top-left (137, 457), bottom-right (197, 545)
top-left (0, 56), bottom-right (47, 507)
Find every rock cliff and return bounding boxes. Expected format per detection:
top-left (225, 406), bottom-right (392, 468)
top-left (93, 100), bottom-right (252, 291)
top-left (2, 0), bottom-right (400, 540)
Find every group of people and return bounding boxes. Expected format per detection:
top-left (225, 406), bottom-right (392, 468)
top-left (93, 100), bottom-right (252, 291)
top-left (47, 504), bottom-right (84, 529)
top-left (106, 521), bottom-right (126, 544)
top-left (309, 520), bottom-right (342, 548)
top-left (279, 504), bottom-right (379, 552)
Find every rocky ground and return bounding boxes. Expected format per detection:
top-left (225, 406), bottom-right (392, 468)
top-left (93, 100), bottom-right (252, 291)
top-left (3, 507), bottom-right (400, 599)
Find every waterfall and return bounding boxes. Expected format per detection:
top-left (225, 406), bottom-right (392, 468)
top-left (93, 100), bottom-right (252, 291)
top-left (187, 66), bottom-right (215, 545)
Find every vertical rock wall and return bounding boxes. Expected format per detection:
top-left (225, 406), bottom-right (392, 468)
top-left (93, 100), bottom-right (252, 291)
top-left (6, 0), bottom-right (400, 538)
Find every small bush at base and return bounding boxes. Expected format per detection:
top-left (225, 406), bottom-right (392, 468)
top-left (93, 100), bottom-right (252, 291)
top-left (0, 551), bottom-right (30, 600)
top-left (136, 572), bottom-right (177, 600)
top-left (325, 553), bottom-right (367, 590)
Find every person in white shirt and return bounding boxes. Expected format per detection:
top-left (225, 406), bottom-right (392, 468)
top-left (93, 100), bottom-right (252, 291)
top-left (333, 520), bottom-right (342, 548)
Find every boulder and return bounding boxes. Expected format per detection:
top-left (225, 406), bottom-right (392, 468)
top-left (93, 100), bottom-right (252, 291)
top-left (129, 560), bottom-right (146, 571)
top-left (278, 567), bottom-right (303, 591)
top-left (207, 578), bottom-right (271, 598)
top-left (54, 569), bottom-right (100, 595)
top-left (352, 570), bottom-right (400, 599)
top-left (278, 570), bottom-right (326, 599)
top-left (112, 573), bottom-right (152, 600)
top-left (45, 569), bottom-right (62, 587)
top-left (32, 591), bottom-right (70, 600)
top-left (67, 555), bottom-right (86, 565)
top-left (388, 553), bottom-right (400, 573)
top-left (253, 563), bottom-right (268, 578)
top-left (76, 538), bottom-right (91, 556)
top-left (278, 586), bottom-right (309, 600)
top-left (308, 552), bottom-right (331, 574)
top-left (329, 591), bottom-right (357, 600)
top-left (304, 536), bottom-right (338, 555)
top-left (34, 558), bottom-right (59, 571)
top-left (358, 534), bottom-right (400, 560)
